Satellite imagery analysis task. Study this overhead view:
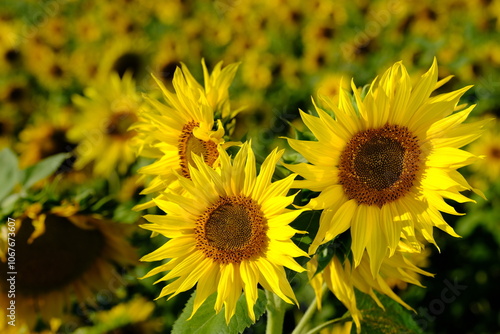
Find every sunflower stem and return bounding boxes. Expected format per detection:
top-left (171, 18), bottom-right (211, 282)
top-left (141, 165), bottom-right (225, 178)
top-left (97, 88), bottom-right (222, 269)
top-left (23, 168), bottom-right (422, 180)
top-left (304, 315), bottom-right (353, 334)
top-left (292, 284), bottom-right (328, 334)
top-left (265, 291), bottom-right (286, 334)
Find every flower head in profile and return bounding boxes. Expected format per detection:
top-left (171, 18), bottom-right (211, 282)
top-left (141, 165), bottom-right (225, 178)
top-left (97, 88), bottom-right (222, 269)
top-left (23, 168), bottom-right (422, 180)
top-left (140, 142), bottom-right (308, 323)
top-left (132, 60), bottom-right (239, 209)
top-left (308, 246), bottom-right (432, 333)
top-left (286, 59), bottom-right (488, 276)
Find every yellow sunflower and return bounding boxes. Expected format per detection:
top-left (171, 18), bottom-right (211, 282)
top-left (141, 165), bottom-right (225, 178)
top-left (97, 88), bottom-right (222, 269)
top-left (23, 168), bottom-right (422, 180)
top-left (0, 19), bottom-right (21, 72)
top-left (308, 246), bottom-right (432, 332)
top-left (68, 72), bottom-right (143, 177)
top-left (17, 105), bottom-right (75, 169)
top-left (132, 60), bottom-right (239, 209)
top-left (25, 45), bottom-right (72, 91)
top-left (286, 59), bottom-right (488, 276)
top-left (467, 118), bottom-right (500, 184)
top-left (0, 202), bottom-right (137, 332)
top-left (140, 142), bottom-right (308, 323)
top-left (0, 76), bottom-right (33, 117)
top-left (95, 36), bottom-right (150, 82)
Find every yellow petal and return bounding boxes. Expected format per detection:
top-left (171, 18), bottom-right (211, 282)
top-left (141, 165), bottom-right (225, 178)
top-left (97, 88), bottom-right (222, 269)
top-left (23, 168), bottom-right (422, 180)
top-left (351, 205), bottom-right (372, 267)
top-left (240, 261), bottom-right (259, 322)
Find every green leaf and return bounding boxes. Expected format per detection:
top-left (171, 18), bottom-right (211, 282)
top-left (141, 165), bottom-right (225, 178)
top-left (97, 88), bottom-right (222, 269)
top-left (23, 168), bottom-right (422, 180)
top-left (291, 210), bottom-right (320, 239)
top-left (315, 242), bottom-right (337, 275)
top-left (351, 290), bottom-right (423, 334)
top-left (0, 148), bottom-right (20, 202)
top-left (113, 202), bottom-right (142, 224)
top-left (21, 153), bottom-right (70, 190)
top-left (0, 193), bottom-right (21, 216)
top-left (172, 289), bottom-right (267, 334)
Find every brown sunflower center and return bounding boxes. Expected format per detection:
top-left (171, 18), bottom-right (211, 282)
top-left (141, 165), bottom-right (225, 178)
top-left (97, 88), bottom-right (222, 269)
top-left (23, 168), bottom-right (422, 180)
top-left (7, 86), bottom-right (25, 103)
top-left (195, 196), bottom-right (268, 264)
top-left (354, 137), bottom-right (404, 190)
top-left (0, 121), bottom-right (6, 136)
top-left (50, 64), bottom-right (64, 78)
top-left (41, 129), bottom-right (76, 173)
top-left (112, 52), bottom-right (142, 79)
top-left (0, 214), bottom-right (105, 295)
top-left (160, 61), bottom-right (180, 83)
top-left (490, 146), bottom-right (500, 159)
top-left (338, 124), bottom-right (421, 207)
top-left (178, 121), bottom-right (219, 179)
top-left (106, 111), bottom-right (138, 138)
top-left (5, 48), bottom-right (20, 64)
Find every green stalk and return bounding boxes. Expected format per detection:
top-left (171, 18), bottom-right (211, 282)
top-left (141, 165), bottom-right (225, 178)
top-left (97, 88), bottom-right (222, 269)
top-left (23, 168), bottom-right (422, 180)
top-left (265, 291), bottom-right (287, 334)
top-left (304, 315), bottom-right (352, 334)
top-left (292, 284), bottom-right (328, 334)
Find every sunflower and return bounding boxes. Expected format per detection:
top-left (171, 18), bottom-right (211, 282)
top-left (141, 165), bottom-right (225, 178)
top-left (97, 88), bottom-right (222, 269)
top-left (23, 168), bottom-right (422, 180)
top-left (95, 36), bottom-right (150, 81)
top-left (17, 105), bottom-right (75, 168)
top-left (0, 76), bottom-right (33, 118)
top-left (68, 72), bottom-right (143, 177)
top-left (24, 45), bottom-right (72, 91)
top-left (0, 202), bottom-right (137, 331)
top-left (140, 142), bottom-right (308, 323)
top-left (132, 60), bottom-right (239, 209)
top-left (286, 59), bottom-right (488, 276)
top-left (38, 16), bottom-right (69, 50)
top-left (0, 19), bottom-right (22, 72)
top-left (240, 52), bottom-right (273, 90)
top-left (467, 118), bottom-right (500, 184)
top-left (308, 246), bottom-right (432, 332)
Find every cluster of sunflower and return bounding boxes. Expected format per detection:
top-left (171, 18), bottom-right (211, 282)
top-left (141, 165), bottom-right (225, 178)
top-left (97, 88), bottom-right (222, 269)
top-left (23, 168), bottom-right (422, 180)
top-left (0, 0), bottom-right (499, 333)
top-left (131, 57), bottom-right (488, 334)
top-left (2, 0), bottom-right (500, 153)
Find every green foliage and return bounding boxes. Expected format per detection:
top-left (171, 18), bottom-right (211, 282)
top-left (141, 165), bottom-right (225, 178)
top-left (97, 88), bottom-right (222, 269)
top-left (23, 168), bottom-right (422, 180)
top-left (351, 290), bottom-right (423, 334)
top-left (0, 148), bottom-right (20, 202)
top-left (0, 150), bottom-right (70, 217)
top-left (456, 190), bottom-right (500, 245)
top-left (172, 290), bottom-right (267, 334)
top-left (20, 152), bottom-right (70, 190)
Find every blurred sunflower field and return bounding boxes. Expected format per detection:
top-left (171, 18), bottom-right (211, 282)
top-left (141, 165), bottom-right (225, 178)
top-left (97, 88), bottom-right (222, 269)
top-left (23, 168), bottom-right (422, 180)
top-left (1, 0), bottom-right (500, 333)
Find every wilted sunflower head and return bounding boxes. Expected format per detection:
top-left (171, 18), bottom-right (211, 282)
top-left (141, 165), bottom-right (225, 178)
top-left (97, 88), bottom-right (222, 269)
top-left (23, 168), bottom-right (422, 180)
top-left (308, 245), bottom-right (432, 333)
top-left (0, 202), bottom-right (137, 331)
